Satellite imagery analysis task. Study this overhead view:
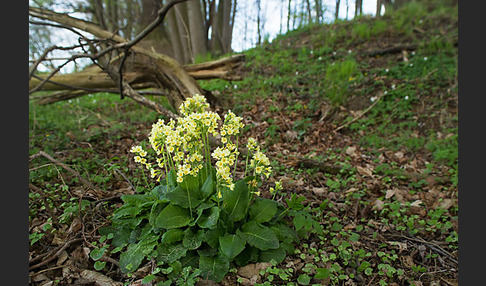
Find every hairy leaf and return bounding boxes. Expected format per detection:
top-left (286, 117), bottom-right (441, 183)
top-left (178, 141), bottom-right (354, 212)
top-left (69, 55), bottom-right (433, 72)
top-left (199, 255), bottom-right (229, 282)
top-left (219, 234), bottom-right (246, 260)
top-left (237, 221), bottom-right (279, 250)
top-left (249, 197), bottom-right (278, 223)
top-left (155, 205), bottom-right (192, 229)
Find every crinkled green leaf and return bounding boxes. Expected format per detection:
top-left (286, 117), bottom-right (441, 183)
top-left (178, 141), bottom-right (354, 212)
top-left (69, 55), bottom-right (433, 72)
top-left (199, 255), bottom-right (229, 282)
top-left (204, 226), bottom-right (225, 249)
top-left (183, 228), bottom-right (204, 250)
top-left (197, 207), bottom-right (220, 229)
top-left (200, 169), bottom-right (215, 199)
top-left (237, 221), bottom-right (279, 250)
top-left (160, 229), bottom-right (184, 244)
top-left (165, 185), bottom-right (203, 209)
top-left (156, 243), bottom-right (188, 264)
top-left (259, 245), bottom-right (286, 264)
top-left (234, 246), bottom-right (259, 266)
top-left (151, 185), bottom-right (169, 201)
top-left (155, 205), bottom-right (192, 229)
top-left (149, 201), bottom-right (167, 227)
top-left (249, 197), bottom-right (278, 223)
top-left (219, 234), bottom-right (246, 260)
top-left (223, 179), bottom-right (250, 222)
top-left (119, 236), bottom-right (158, 273)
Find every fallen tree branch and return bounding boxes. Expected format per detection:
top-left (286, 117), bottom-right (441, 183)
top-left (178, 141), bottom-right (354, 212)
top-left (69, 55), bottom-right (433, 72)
top-left (335, 91), bottom-right (385, 132)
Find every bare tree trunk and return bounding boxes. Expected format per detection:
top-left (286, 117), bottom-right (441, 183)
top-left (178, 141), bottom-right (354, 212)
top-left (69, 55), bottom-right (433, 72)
top-left (256, 0), bottom-right (261, 45)
top-left (376, 0), bottom-right (382, 16)
top-left (173, 3), bottom-right (192, 63)
top-left (166, 8), bottom-right (187, 63)
top-left (211, 0), bottom-right (233, 55)
top-left (355, 0), bottom-right (363, 17)
top-left (89, 0), bottom-right (107, 30)
top-left (187, 0), bottom-right (208, 61)
top-left (287, 0), bottom-right (291, 31)
top-left (315, 0), bottom-right (322, 24)
top-left (305, 0), bottom-right (312, 24)
top-left (346, 0), bottom-right (349, 19)
top-left (335, 0), bottom-right (341, 20)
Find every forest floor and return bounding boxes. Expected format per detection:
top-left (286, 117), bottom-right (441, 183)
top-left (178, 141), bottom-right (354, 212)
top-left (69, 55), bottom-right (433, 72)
top-left (29, 2), bottom-right (458, 286)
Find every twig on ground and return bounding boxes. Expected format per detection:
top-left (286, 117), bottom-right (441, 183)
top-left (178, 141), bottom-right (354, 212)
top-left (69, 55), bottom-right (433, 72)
top-left (29, 237), bottom-right (84, 270)
top-left (335, 91), bottom-right (384, 132)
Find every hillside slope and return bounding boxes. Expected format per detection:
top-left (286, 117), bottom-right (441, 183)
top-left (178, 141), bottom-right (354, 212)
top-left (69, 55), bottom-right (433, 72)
top-left (28, 1), bottom-right (458, 285)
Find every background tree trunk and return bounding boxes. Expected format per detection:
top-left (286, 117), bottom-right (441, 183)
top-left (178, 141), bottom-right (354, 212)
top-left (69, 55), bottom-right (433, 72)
top-left (355, 0), bottom-right (363, 17)
top-left (187, 0), bottom-right (208, 61)
top-left (335, 0), bottom-right (341, 20)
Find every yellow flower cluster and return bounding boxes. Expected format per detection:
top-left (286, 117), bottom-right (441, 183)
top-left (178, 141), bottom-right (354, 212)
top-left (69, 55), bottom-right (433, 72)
top-left (130, 94), bottom-right (275, 200)
top-left (130, 145), bottom-right (151, 170)
top-left (220, 110), bottom-right (244, 143)
top-left (251, 150), bottom-right (272, 178)
top-left (179, 94), bottom-right (210, 116)
top-left (212, 145), bottom-right (238, 191)
top-left (246, 137), bottom-right (259, 152)
top-left (269, 180), bottom-right (283, 195)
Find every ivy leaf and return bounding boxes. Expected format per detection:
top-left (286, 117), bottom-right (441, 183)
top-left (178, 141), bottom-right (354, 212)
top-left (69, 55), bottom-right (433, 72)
top-left (237, 221), bottom-right (279, 250)
top-left (89, 247), bottom-right (106, 261)
top-left (155, 205), bottom-right (192, 229)
top-left (314, 267), bottom-right (331, 279)
top-left (93, 261), bottom-right (106, 271)
top-left (249, 197), bottom-right (278, 223)
top-left (219, 234), bottom-right (246, 260)
top-left (199, 255), bottom-right (229, 282)
top-left (223, 179), bottom-right (250, 222)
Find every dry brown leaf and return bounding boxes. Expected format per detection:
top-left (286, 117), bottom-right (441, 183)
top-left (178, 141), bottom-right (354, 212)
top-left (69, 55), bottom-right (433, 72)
top-left (401, 256), bottom-right (415, 268)
top-left (410, 200), bottom-right (423, 207)
top-left (439, 198), bottom-right (454, 210)
top-left (394, 151), bottom-right (405, 160)
top-left (346, 146), bottom-right (357, 157)
top-left (312, 187), bottom-right (326, 195)
top-left (357, 165), bottom-right (373, 177)
top-left (80, 270), bottom-right (123, 286)
top-left (57, 250), bottom-right (69, 266)
top-left (237, 262), bottom-right (272, 279)
top-left (373, 199), bottom-right (385, 211)
top-left (385, 189), bottom-right (396, 199)
top-left (387, 241), bottom-right (408, 252)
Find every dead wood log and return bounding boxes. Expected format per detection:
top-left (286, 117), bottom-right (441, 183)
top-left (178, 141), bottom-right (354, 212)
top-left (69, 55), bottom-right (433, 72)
top-left (29, 54), bottom-right (246, 91)
top-left (28, 5), bottom-right (225, 114)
